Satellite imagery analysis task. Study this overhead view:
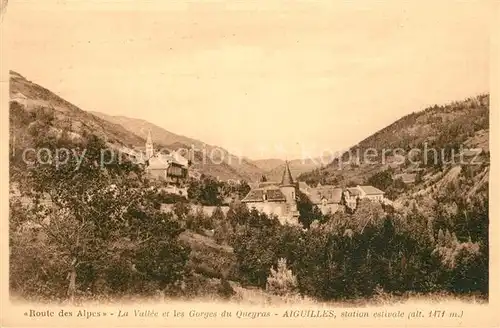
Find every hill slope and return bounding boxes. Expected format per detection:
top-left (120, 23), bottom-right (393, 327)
top-left (297, 94), bottom-right (489, 213)
top-left (298, 94), bottom-right (489, 188)
top-left (9, 70), bottom-right (263, 182)
top-left (251, 158), bottom-right (286, 172)
top-left (90, 111), bottom-right (265, 182)
top-left (9, 70), bottom-right (145, 150)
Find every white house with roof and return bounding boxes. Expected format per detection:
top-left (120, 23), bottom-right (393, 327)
top-left (356, 185), bottom-right (385, 201)
top-left (393, 173), bottom-right (417, 184)
top-left (343, 185), bottom-right (385, 211)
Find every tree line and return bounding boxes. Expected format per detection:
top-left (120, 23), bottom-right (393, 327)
top-left (213, 193), bottom-right (488, 300)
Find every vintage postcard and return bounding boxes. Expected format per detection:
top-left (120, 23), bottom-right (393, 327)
top-left (1, 0), bottom-right (499, 327)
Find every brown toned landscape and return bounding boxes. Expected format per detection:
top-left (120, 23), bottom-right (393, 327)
top-left (9, 69), bottom-right (489, 305)
top-left (4, 0), bottom-right (491, 310)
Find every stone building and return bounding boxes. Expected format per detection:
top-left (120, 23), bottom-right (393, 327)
top-left (355, 185), bottom-right (385, 201)
top-left (306, 185), bottom-right (344, 215)
top-left (241, 161), bottom-right (300, 225)
top-left (242, 164), bottom-right (386, 225)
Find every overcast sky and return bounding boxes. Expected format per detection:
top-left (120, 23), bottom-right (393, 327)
top-left (5, 0), bottom-right (491, 160)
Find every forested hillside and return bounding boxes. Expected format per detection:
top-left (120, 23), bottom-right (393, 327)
top-left (298, 95), bottom-right (489, 196)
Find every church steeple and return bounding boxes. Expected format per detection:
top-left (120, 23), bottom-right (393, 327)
top-left (281, 160), bottom-right (295, 186)
top-left (145, 129), bottom-right (154, 159)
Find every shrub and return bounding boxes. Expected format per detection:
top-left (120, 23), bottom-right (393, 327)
top-left (217, 278), bottom-right (236, 299)
top-left (266, 258), bottom-right (298, 296)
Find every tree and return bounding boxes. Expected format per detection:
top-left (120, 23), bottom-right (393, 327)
top-left (211, 206), bottom-right (225, 222)
top-left (217, 277), bottom-right (236, 299)
top-left (226, 202), bottom-right (250, 228)
top-left (266, 258), bottom-right (298, 296)
top-left (214, 219), bottom-right (233, 245)
top-left (10, 132), bottom-right (190, 301)
top-left (367, 169), bottom-right (393, 191)
top-left (187, 176), bottom-right (223, 206)
top-left (237, 181), bottom-right (251, 199)
top-left (296, 190), bottom-right (322, 228)
top-left (350, 199), bottom-right (386, 233)
top-left (232, 211), bottom-right (281, 286)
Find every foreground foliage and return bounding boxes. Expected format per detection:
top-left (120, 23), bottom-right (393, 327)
top-left (228, 193), bottom-right (488, 300)
top-left (10, 129), bottom-right (190, 302)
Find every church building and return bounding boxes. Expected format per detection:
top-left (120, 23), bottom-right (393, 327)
top-left (141, 130), bottom-right (189, 185)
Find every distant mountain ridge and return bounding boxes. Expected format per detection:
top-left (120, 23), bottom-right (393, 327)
top-left (90, 111), bottom-right (266, 182)
top-left (261, 158), bottom-right (324, 183)
top-left (252, 159), bottom-right (286, 172)
top-left (89, 112), bottom-right (209, 150)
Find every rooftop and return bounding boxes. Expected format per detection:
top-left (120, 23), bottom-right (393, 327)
top-left (258, 181), bottom-right (281, 188)
top-left (241, 187), bottom-right (287, 203)
top-left (358, 185), bottom-right (385, 195)
top-left (298, 181), bottom-right (310, 190)
top-left (347, 187), bottom-right (361, 196)
top-left (308, 186), bottom-right (343, 204)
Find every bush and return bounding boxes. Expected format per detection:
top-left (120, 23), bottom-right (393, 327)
top-left (157, 191), bottom-right (187, 204)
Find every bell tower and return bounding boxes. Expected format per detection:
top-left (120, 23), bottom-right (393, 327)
top-left (145, 129), bottom-right (154, 160)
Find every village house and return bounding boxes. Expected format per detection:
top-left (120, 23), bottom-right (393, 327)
top-left (343, 187), bottom-right (360, 209)
top-left (356, 185), bottom-right (385, 201)
top-left (122, 130), bottom-right (190, 185)
top-left (344, 185), bottom-right (385, 201)
top-left (144, 131), bottom-right (189, 185)
top-left (300, 183), bottom-right (344, 215)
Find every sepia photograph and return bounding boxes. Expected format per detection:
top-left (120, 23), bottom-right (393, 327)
top-left (1, 0), bottom-right (498, 326)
